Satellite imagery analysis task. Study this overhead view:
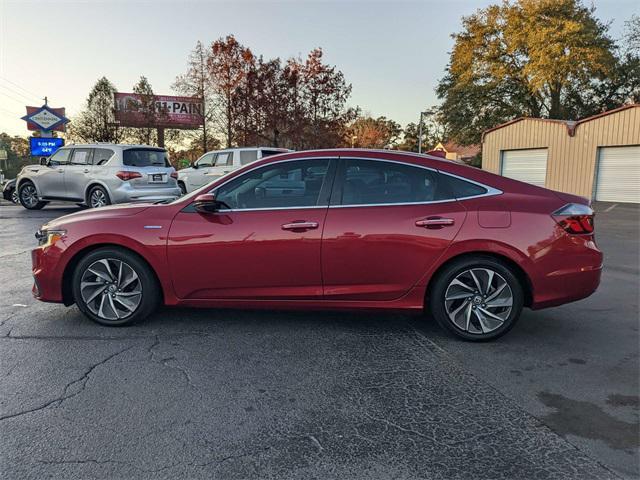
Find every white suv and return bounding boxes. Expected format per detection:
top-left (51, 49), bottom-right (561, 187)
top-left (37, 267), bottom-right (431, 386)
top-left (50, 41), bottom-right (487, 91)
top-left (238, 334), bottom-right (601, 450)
top-left (177, 147), bottom-right (290, 193)
top-left (16, 144), bottom-right (181, 209)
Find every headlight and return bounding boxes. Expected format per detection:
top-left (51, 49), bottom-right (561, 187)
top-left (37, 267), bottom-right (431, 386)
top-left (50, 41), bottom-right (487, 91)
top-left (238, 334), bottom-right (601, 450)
top-left (35, 229), bottom-right (67, 247)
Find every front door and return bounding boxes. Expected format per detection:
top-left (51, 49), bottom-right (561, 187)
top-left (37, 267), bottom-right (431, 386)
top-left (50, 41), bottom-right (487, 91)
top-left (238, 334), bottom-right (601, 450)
top-left (321, 158), bottom-right (467, 301)
top-left (203, 151), bottom-right (234, 182)
top-left (167, 158), bottom-right (336, 300)
top-left (64, 148), bottom-right (93, 200)
top-left (37, 147), bottom-right (71, 198)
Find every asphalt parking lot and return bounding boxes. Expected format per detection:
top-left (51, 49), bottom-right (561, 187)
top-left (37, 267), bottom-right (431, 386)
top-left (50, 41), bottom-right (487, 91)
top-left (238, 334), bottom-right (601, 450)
top-left (0, 200), bottom-right (638, 479)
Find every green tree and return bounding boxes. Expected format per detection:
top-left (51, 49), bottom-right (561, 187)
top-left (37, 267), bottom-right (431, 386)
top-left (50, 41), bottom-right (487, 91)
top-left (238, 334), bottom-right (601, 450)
top-left (437, 0), bottom-right (621, 145)
top-left (69, 77), bottom-right (124, 143)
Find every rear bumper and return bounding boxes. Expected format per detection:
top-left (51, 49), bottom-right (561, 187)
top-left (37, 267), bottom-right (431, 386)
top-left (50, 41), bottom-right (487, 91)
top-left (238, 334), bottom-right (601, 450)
top-left (530, 264), bottom-right (602, 309)
top-left (110, 184), bottom-right (181, 204)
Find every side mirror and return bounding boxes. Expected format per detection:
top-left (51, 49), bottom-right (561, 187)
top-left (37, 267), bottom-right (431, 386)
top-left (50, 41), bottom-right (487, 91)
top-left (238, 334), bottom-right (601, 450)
top-left (191, 161), bottom-right (198, 169)
top-left (39, 157), bottom-right (48, 166)
top-left (193, 193), bottom-right (221, 213)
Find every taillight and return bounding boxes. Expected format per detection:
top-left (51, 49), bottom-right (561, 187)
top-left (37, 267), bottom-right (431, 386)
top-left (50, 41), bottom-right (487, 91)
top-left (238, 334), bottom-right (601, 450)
top-left (552, 203), bottom-right (594, 234)
top-left (116, 171), bottom-right (142, 181)
top-left (170, 171), bottom-right (178, 180)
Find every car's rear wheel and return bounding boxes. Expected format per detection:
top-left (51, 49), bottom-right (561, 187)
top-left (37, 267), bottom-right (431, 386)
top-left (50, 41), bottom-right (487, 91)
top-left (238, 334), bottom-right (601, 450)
top-left (11, 189), bottom-right (19, 204)
top-left (18, 181), bottom-right (48, 210)
top-left (88, 185), bottom-right (111, 208)
top-left (429, 256), bottom-right (524, 341)
top-left (72, 247), bottom-right (160, 326)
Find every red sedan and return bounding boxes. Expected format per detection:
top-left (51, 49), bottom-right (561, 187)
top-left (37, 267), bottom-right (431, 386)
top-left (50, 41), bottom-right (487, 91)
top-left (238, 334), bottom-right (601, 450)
top-left (31, 149), bottom-right (602, 340)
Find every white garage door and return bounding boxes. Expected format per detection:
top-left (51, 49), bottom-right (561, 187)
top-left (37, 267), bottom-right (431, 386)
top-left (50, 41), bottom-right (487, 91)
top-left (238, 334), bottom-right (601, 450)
top-left (501, 149), bottom-right (548, 187)
top-left (595, 146), bottom-right (640, 203)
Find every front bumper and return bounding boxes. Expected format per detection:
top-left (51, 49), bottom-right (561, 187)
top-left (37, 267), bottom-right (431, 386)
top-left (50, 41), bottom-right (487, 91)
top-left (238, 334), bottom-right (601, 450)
top-left (31, 246), bottom-right (65, 303)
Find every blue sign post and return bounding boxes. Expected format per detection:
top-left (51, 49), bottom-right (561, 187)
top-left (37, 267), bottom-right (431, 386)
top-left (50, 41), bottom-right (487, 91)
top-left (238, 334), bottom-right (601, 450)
top-left (29, 137), bottom-right (65, 157)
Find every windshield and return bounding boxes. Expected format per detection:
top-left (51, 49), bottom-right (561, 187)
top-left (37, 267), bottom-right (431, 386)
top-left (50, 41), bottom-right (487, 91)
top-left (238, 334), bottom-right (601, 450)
top-left (123, 148), bottom-right (170, 167)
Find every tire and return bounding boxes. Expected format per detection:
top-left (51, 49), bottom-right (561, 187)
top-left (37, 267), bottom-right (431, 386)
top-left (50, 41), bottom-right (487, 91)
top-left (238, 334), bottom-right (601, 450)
top-left (11, 189), bottom-right (19, 204)
top-left (178, 181), bottom-right (187, 195)
top-left (72, 247), bottom-right (160, 326)
top-left (18, 181), bottom-right (48, 210)
top-left (88, 185), bottom-right (111, 208)
top-left (429, 256), bottom-right (524, 341)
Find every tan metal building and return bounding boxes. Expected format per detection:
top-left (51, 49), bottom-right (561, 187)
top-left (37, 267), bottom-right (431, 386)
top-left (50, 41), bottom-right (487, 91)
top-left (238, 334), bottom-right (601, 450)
top-left (482, 104), bottom-right (640, 203)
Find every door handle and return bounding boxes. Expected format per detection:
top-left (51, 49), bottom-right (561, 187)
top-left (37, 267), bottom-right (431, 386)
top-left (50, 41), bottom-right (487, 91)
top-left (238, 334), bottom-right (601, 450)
top-left (57, 169), bottom-right (64, 173)
top-left (416, 217), bottom-right (455, 228)
top-left (83, 169), bottom-right (90, 173)
top-left (281, 221), bottom-right (319, 231)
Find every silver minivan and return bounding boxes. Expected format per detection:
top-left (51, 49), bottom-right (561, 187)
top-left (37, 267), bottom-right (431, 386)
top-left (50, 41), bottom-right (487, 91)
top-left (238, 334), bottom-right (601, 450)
top-left (16, 144), bottom-right (181, 209)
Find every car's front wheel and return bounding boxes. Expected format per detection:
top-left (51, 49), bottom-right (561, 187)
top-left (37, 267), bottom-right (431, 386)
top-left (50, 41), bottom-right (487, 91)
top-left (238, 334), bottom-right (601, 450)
top-left (18, 181), bottom-right (48, 210)
top-left (429, 256), bottom-right (524, 341)
top-left (72, 247), bottom-right (160, 326)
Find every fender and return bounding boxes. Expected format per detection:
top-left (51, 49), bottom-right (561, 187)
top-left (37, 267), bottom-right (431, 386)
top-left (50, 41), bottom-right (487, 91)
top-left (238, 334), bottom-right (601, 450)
top-left (59, 232), bottom-right (179, 305)
top-left (416, 238), bottom-right (533, 288)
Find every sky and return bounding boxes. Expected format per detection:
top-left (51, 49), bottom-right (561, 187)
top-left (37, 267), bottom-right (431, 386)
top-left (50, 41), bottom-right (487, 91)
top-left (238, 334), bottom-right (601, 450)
top-left (0, 0), bottom-right (637, 137)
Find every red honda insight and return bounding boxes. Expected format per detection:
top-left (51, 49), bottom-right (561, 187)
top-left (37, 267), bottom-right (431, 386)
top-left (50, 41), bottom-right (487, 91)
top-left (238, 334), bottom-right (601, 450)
top-left (31, 149), bottom-right (602, 341)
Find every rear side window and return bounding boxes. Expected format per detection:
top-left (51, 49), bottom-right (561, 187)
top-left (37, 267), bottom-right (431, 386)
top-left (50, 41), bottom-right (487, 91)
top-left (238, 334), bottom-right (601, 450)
top-left (93, 148), bottom-right (114, 166)
top-left (123, 149), bottom-right (169, 167)
top-left (240, 150), bottom-right (258, 165)
top-left (338, 159), bottom-right (449, 205)
top-left (70, 148), bottom-right (92, 165)
top-left (260, 149), bottom-right (284, 158)
top-left (441, 174), bottom-right (488, 198)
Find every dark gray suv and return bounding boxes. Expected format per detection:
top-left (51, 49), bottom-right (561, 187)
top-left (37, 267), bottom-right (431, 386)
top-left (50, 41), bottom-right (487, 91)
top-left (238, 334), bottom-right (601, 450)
top-left (16, 144), bottom-right (181, 209)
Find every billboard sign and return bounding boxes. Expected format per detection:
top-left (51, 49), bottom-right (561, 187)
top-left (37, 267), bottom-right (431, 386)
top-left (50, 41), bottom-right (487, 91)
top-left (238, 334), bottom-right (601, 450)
top-left (22, 106), bottom-right (69, 132)
top-left (114, 93), bottom-right (203, 129)
top-left (29, 137), bottom-right (65, 157)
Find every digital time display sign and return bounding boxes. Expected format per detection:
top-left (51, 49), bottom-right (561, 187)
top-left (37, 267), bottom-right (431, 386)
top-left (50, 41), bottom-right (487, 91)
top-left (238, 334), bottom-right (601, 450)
top-left (29, 137), bottom-right (65, 157)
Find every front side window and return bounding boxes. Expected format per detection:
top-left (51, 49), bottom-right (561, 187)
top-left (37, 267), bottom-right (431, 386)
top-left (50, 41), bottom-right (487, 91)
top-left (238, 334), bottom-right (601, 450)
top-left (70, 148), bottom-right (92, 165)
top-left (93, 148), bottom-right (114, 166)
top-left (123, 148), bottom-right (169, 167)
top-left (338, 159), bottom-right (449, 206)
top-left (215, 152), bottom-right (233, 167)
top-left (216, 159), bottom-right (331, 210)
top-left (49, 148), bottom-right (71, 165)
top-left (196, 153), bottom-right (214, 168)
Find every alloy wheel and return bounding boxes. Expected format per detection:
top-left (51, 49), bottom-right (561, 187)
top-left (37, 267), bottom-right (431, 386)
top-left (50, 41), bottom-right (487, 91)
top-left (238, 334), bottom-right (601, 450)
top-left (80, 258), bottom-right (143, 321)
top-left (90, 189), bottom-right (108, 208)
top-left (11, 190), bottom-right (19, 204)
top-left (20, 184), bottom-right (39, 208)
top-left (444, 268), bottom-right (513, 334)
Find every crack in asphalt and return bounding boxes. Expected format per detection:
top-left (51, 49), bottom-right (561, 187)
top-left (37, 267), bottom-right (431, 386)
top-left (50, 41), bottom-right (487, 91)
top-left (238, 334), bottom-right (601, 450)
top-left (148, 335), bottom-right (203, 397)
top-left (0, 345), bottom-right (134, 422)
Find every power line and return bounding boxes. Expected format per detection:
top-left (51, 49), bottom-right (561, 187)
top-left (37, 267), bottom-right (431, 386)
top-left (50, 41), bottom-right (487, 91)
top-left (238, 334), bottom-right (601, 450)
top-left (0, 76), bottom-right (41, 101)
top-left (0, 90), bottom-right (27, 106)
top-left (0, 83), bottom-right (32, 103)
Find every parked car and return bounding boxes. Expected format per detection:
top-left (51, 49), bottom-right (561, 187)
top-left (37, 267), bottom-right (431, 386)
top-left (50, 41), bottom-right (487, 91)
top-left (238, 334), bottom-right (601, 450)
top-left (2, 178), bottom-right (18, 204)
top-left (177, 147), bottom-right (290, 193)
top-left (31, 149), bottom-right (602, 341)
top-left (16, 144), bottom-right (181, 210)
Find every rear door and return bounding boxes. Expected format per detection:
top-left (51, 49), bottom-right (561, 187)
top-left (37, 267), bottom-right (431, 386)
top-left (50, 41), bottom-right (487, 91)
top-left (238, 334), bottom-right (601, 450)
top-left (64, 148), bottom-right (93, 200)
top-left (321, 158), bottom-right (467, 301)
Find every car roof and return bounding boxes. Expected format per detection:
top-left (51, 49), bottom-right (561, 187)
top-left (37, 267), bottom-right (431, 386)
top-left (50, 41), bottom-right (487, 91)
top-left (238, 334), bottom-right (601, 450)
top-left (63, 143), bottom-right (165, 149)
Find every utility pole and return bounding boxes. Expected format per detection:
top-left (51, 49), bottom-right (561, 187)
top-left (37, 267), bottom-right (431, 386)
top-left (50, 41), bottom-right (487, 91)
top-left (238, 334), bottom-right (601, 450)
top-left (417, 109), bottom-right (434, 154)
